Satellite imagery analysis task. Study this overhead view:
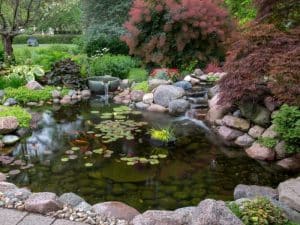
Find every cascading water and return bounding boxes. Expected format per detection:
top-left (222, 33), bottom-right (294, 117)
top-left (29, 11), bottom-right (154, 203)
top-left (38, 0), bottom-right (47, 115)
top-left (104, 82), bottom-right (109, 104)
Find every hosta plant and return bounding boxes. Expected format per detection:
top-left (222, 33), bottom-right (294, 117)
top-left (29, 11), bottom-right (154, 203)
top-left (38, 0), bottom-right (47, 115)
top-left (10, 65), bottom-right (45, 82)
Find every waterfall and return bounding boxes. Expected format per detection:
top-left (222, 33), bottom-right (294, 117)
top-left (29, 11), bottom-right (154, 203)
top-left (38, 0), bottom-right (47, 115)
top-left (104, 82), bottom-right (109, 104)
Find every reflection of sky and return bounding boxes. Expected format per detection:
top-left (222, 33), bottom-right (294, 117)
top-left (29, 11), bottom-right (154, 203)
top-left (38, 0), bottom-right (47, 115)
top-left (13, 111), bottom-right (84, 160)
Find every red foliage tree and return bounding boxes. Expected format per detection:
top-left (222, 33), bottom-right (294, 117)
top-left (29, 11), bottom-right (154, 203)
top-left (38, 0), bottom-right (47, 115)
top-left (122, 0), bottom-right (232, 67)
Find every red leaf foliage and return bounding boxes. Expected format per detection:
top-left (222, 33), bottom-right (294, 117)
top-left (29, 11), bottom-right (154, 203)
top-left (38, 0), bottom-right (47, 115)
top-left (219, 24), bottom-right (300, 106)
top-left (122, 0), bottom-right (232, 67)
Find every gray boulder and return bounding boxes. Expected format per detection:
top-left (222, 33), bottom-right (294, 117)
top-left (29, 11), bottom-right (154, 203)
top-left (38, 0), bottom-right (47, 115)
top-left (0, 116), bottom-right (19, 134)
top-left (222, 115), bottom-right (250, 131)
top-left (130, 90), bottom-right (145, 102)
top-left (234, 134), bottom-right (255, 147)
top-left (239, 102), bottom-right (271, 127)
top-left (0, 182), bottom-right (17, 193)
top-left (217, 126), bottom-right (244, 141)
top-left (153, 85), bottom-right (185, 107)
top-left (234, 184), bottom-right (278, 200)
top-left (59, 192), bottom-right (84, 207)
top-left (173, 81), bottom-right (192, 90)
top-left (132, 210), bottom-right (184, 225)
top-left (278, 177), bottom-right (300, 212)
top-left (168, 99), bottom-right (190, 115)
top-left (3, 98), bottom-right (17, 106)
top-left (135, 102), bottom-right (150, 110)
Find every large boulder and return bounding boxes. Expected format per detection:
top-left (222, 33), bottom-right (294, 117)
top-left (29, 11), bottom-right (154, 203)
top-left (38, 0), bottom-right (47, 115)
top-left (168, 99), bottom-right (190, 115)
top-left (26, 81), bottom-right (43, 90)
top-left (239, 102), bottom-right (271, 127)
top-left (234, 184), bottom-right (278, 200)
top-left (153, 85), bottom-right (185, 107)
top-left (132, 210), bottom-right (184, 225)
top-left (245, 142), bottom-right (275, 161)
top-left (92, 201), bottom-right (139, 221)
top-left (58, 192), bottom-right (84, 207)
top-left (277, 153), bottom-right (300, 171)
top-left (130, 90), bottom-right (145, 102)
top-left (173, 81), bottom-right (192, 91)
top-left (0, 182), bottom-right (17, 193)
top-left (25, 192), bottom-right (63, 214)
top-left (217, 126), bottom-right (244, 141)
top-left (149, 79), bottom-right (170, 91)
top-left (191, 199), bottom-right (243, 225)
top-left (222, 115), bottom-right (250, 131)
top-left (278, 177), bottom-right (300, 212)
top-left (0, 116), bottom-right (19, 134)
top-left (147, 104), bottom-right (168, 113)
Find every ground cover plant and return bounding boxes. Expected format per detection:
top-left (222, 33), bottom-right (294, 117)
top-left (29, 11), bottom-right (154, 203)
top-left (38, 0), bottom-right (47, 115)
top-left (0, 106), bottom-right (32, 127)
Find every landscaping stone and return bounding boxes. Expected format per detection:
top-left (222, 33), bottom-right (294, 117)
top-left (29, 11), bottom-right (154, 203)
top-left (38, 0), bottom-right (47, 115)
top-left (248, 125), bottom-right (265, 138)
top-left (222, 115), bottom-right (250, 131)
top-left (147, 104), bottom-right (168, 113)
top-left (264, 96), bottom-right (279, 112)
top-left (2, 135), bottom-right (20, 145)
top-left (60, 96), bottom-right (72, 105)
top-left (245, 142), bottom-right (275, 161)
top-left (142, 93), bottom-right (154, 104)
top-left (275, 141), bottom-right (287, 160)
top-left (269, 198), bottom-right (300, 223)
top-left (207, 85), bottom-right (219, 98)
top-left (239, 102), bottom-right (271, 127)
top-left (3, 98), bottom-right (17, 106)
top-left (81, 90), bottom-right (91, 98)
top-left (174, 206), bottom-right (196, 224)
top-left (74, 201), bottom-right (92, 212)
top-left (191, 199), bottom-right (243, 225)
top-left (59, 193), bottom-right (84, 207)
top-left (26, 81), bottom-right (43, 90)
top-left (278, 177), bottom-right (300, 212)
top-left (194, 68), bottom-right (204, 76)
top-left (4, 188), bottom-right (32, 202)
top-left (173, 81), bottom-right (192, 90)
top-left (0, 182), bottom-right (17, 193)
top-left (132, 210), bottom-right (183, 225)
top-left (92, 201), bottom-right (139, 221)
top-left (52, 90), bottom-right (61, 99)
top-left (0, 172), bottom-right (6, 182)
top-left (262, 124), bottom-right (278, 138)
top-left (0, 116), bottom-right (19, 134)
top-left (206, 94), bottom-right (231, 123)
top-left (217, 126), bottom-right (244, 141)
top-left (234, 184), bottom-right (278, 200)
top-left (277, 153), bottom-right (300, 171)
top-left (25, 192), bottom-right (63, 214)
top-left (168, 99), bottom-right (190, 115)
top-left (130, 90), bottom-right (144, 102)
top-left (148, 79), bottom-right (170, 91)
top-left (234, 134), bottom-right (255, 147)
top-left (153, 85), bottom-right (185, 107)
top-left (18, 213), bottom-right (55, 225)
top-left (135, 102), bottom-right (149, 110)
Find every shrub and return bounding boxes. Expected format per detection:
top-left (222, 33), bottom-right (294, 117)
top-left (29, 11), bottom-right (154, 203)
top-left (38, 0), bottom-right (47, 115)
top-left (13, 35), bottom-right (80, 44)
top-left (0, 106), bottom-right (32, 127)
top-left (132, 81), bottom-right (149, 92)
top-left (239, 198), bottom-right (288, 225)
top-left (258, 137), bottom-right (277, 149)
top-left (0, 75), bottom-right (26, 89)
top-left (90, 54), bottom-right (140, 79)
top-left (272, 104), bottom-right (300, 153)
top-left (204, 62), bottom-right (223, 74)
top-left (219, 24), bottom-right (300, 105)
top-left (122, 0), bottom-right (231, 67)
top-left (128, 68), bottom-right (148, 82)
top-left (150, 68), bottom-right (181, 82)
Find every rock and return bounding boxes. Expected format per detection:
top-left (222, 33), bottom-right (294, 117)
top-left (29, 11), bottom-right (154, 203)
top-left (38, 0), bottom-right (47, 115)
top-left (92, 201), bottom-right (139, 221)
top-left (81, 90), bottom-right (91, 98)
top-left (262, 125), bottom-right (278, 138)
top-left (199, 75), bottom-right (208, 81)
top-left (147, 104), bottom-right (168, 113)
top-left (132, 210), bottom-right (184, 225)
top-left (173, 81), bottom-right (192, 91)
top-left (3, 98), bottom-right (17, 106)
top-left (26, 81), bottom-right (43, 90)
top-left (143, 93), bottom-right (154, 104)
top-left (53, 99), bottom-right (60, 104)
top-left (153, 85), bottom-right (185, 107)
top-left (277, 154), bottom-right (300, 171)
top-left (60, 96), bottom-right (72, 105)
top-left (0, 116), bottom-right (19, 134)
top-left (269, 198), bottom-right (300, 223)
top-left (191, 199), bottom-right (243, 225)
top-left (248, 125), bottom-right (265, 139)
top-left (68, 90), bottom-right (76, 96)
top-left (208, 85), bottom-right (219, 98)
top-left (149, 79), bottom-right (170, 91)
top-left (4, 188), bottom-right (31, 201)
top-left (168, 99), bottom-right (190, 115)
top-left (51, 90), bottom-right (61, 99)
top-left (234, 134), bottom-right (255, 147)
top-left (0, 140), bottom-right (4, 148)
top-left (74, 201), bottom-right (92, 212)
top-left (264, 96), bottom-right (279, 112)
top-left (0, 182), bottom-right (17, 192)
top-left (278, 177), bottom-right (300, 212)
top-left (120, 79), bottom-right (132, 89)
top-left (174, 207), bottom-right (196, 224)
top-left (58, 193), bottom-right (84, 207)
top-left (135, 102), bottom-right (150, 110)
top-left (16, 128), bottom-right (31, 138)
top-left (2, 135), bottom-right (20, 145)
top-left (0, 172), bottom-right (6, 181)
top-left (245, 142), bottom-right (275, 161)
top-left (234, 184), bottom-right (278, 200)
top-left (239, 102), bottom-right (271, 127)
top-left (8, 169), bottom-right (21, 176)
top-left (275, 141), bottom-right (287, 160)
top-left (222, 115), bottom-right (250, 131)
top-left (233, 110), bottom-right (242, 117)
top-left (25, 192), bottom-right (63, 214)
top-left (218, 126), bottom-right (244, 141)
top-left (130, 90), bottom-right (145, 102)
top-left (194, 68), bottom-right (204, 76)
top-left (206, 94), bottom-right (232, 123)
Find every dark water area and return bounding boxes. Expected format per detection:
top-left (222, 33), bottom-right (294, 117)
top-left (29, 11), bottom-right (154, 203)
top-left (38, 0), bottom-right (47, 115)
top-left (1, 98), bottom-right (294, 212)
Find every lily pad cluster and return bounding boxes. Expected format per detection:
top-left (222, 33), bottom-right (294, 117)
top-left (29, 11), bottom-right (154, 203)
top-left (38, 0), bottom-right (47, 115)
top-left (120, 154), bottom-right (167, 166)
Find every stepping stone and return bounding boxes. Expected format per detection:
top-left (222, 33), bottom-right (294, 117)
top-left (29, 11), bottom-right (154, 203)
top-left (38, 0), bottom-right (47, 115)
top-left (0, 209), bottom-right (28, 225)
top-left (18, 214), bottom-right (55, 225)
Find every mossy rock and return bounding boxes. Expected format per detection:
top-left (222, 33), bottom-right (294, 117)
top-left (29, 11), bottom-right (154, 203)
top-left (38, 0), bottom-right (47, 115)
top-left (239, 102), bottom-right (271, 127)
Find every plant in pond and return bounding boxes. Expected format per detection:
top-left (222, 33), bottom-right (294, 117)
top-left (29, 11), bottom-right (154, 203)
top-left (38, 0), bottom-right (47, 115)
top-left (122, 0), bottom-right (232, 67)
top-left (132, 81), bottom-right (149, 93)
top-left (257, 137), bottom-right (277, 149)
top-left (0, 106), bottom-right (32, 127)
top-left (128, 68), bottom-right (149, 82)
top-left (272, 104), bottom-right (300, 153)
top-left (120, 154), bottom-right (167, 166)
top-left (150, 127), bottom-right (175, 143)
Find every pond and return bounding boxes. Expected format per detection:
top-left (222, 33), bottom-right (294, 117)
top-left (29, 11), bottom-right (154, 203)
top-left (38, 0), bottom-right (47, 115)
top-left (1, 97), bottom-right (293, 212)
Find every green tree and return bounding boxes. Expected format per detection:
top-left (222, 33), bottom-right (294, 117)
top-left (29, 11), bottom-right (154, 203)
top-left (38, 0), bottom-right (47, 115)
top-left (225, 0), bottom-right (256, 25)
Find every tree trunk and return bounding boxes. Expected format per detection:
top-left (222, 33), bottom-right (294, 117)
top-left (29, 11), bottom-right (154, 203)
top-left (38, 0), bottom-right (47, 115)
top-left (2, 35), bottom-right (15, 64)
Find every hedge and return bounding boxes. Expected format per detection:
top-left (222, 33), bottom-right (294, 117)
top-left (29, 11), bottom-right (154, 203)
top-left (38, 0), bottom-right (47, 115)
top-left (13, 34), bottom-right (80, 44)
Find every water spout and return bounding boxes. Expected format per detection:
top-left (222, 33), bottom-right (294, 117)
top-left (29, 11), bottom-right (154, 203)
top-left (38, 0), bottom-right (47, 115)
top-left (104, 82), bottom-right (109, 105)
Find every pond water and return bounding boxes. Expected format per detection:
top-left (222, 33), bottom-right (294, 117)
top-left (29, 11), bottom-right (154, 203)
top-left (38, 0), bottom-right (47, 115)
top-left (1, 98), bottom-right (294, 211)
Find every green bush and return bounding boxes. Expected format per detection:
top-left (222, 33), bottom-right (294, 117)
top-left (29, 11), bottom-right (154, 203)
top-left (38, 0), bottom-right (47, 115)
top-left (13, 35), bottom-right (80, 44)
top-left (128, 68), bottom-right (148, 82)
top-left (131, 81), bottom-right (149, 93)
top-left (90, 54), bottom-right (140, 79)
top-left (0, 75), bottom-right (26, 89)
top-left (224, 0), bottom-right (256, 25)
top-left (257, 137), bottom-right (277, 149)
top-left (0, 42), bottom-right (4, 63)
top-left (272, 104), bottom-right (300, 153)
top-left (0, 106), bottom-right (32, 127)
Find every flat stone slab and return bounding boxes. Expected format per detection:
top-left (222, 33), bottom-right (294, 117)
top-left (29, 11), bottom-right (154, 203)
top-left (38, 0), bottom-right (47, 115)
top-left (18, 213), bottom-right (55, 225)
top-left (52, 219), bottom-right (86, 225)
top-left (0, 209), bottom-right (28, 225)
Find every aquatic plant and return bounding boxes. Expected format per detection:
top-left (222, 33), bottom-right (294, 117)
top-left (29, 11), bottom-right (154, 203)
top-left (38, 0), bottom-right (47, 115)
top-left (150, 127), bottom-right (175, 143)
top-left (0, 106), bottom-right (32, 127)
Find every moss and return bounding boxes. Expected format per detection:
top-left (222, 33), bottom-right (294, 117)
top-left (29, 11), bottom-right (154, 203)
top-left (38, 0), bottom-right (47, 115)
top-left (258, 137), bottom-right (277, 149)
top-left (132, 81), bottom-right (149, 93)
top-left (0, 106), bottom-right (32, 127)
top-left (128, 68), bottom-right (148, 82)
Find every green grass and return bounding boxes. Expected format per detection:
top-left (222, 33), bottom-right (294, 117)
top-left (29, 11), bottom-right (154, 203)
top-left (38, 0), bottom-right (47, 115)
top-left (0, 105), bottom-right (32, 127)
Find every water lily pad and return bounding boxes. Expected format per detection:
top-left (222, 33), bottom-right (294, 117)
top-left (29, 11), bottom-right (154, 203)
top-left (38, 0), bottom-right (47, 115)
top-left (68, 155), bottom-right (78, 160)
top-left (93, 149), bottom-right (103, 154)
top-left (158, 154), bottom-right (167, 159)
top-left (91, 111), bottom-right (99, 114)
top-left (149, 159), bottom-right (160, 165)
top-left (61, 157), bottom-right (69, 162)
top-left (71, 147), bottom-right (80, 151)
top-left (85, 163), bottom-right (93, 167)
top-left (65, 150), bottom-right (74, 155)
top-left (127, 161), bottom-right (137, 166)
